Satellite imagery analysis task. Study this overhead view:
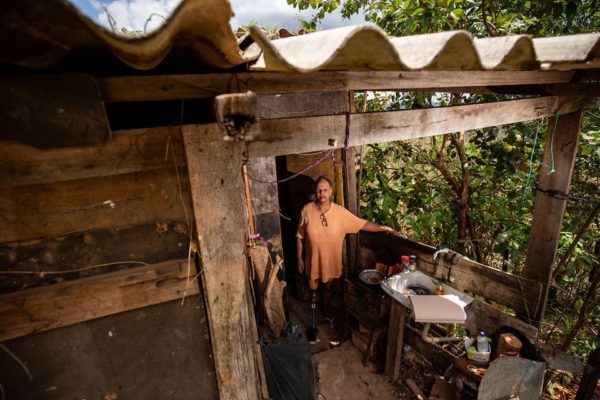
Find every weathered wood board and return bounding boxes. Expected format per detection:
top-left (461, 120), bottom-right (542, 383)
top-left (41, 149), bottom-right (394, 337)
top-left (523, 110), bottom-right (584, 320)
top-left (0, 126), bottom-right (184, 188)
top-left (0, 259), bottom-right (198, 341)
top-left (0, 222), bottom-right (190, 293)
top-left (385, 301), bottom-right (406, 381)
top-left (0, 167), bottom-right (191, 243)
top-left (257, 91), bottom-right (348, 119)
top-left (249, 97), bottom-right (560, 157)
top-left (98, 71), bottom-right (575, 102)
top-left (1, 296), bottom-right (218, 400)
top-left (182, 124), bottom-right (263, 400)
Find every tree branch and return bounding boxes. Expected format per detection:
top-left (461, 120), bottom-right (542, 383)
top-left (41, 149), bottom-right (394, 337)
top-left (552, 201), bottom-right (600, 281)
top-left (435, 134), bottom-right (461, 194)
top-left (481, 0), bottom-right (499, 36)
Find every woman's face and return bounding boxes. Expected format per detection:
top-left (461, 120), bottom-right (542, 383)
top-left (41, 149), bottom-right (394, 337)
top-left (315, 180), bottom-right (333, 204)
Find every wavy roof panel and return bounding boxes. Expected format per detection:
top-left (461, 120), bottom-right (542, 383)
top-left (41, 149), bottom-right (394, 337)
top-left (0, 0), bottom-right (598, 73)
top-left (250, 24), bottom-right (600, 73)
top-left (0, 0), bottom-right (245, 70)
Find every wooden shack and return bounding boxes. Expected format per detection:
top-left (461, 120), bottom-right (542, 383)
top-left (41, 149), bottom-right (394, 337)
top-left (1, 0), bottom-right (599, 398)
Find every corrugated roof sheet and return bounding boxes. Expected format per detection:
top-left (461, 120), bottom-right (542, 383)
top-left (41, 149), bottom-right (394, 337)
top-left (250, 24), bottom-right (600, 72)
top-left (0, 0), bottom-right (245, 70)
top-left (1, 0), bottom-right (599, 73)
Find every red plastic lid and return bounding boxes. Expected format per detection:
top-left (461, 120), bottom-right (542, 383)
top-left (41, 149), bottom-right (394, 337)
top-left (401, 255), bottom-right (410, 262)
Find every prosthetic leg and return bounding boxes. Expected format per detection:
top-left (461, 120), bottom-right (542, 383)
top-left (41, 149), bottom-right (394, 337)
top-left (306, 290), bottom-right (318, 343)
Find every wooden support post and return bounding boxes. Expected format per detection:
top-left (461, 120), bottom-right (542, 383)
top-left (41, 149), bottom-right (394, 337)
top-left (343, 146), bottom-right (359, 277)
top-left (385, 301), bottom-right (406, 382)
top-left (522, 108), bottom-right (584, 323)
top-left (343, 91), bottom-right (359, 277)
top-left (183, 124), bottom-right (263, 400)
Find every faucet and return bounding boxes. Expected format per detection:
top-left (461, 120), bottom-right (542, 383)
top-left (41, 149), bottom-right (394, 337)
top-left (433, 248), bottom-right (460, 283)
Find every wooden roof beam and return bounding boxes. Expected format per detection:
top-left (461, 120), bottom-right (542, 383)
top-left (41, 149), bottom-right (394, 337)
top-left (98, 70), bottom-right (578, 103)
top-left (248, 96), bottom-right (565, 157)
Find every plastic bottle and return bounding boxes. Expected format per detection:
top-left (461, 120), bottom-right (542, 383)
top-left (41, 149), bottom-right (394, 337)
top-left (400, 255), bottom-right (410, 273)
top-left (477, 331), bottom-right (490, 353)
top-left (409, 255), bottom-right (417, 272)
top-left (435, 279), bottom-right (444, 295)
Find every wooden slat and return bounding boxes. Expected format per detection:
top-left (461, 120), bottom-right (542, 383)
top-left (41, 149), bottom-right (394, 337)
top-left (0, 222), bottom-right (190, 293)
top-left (0, 167), bottom-right (191, 243)
top-left (0, 259), bottom-right (198, 341)
top-left (359, 233), bottom-right (543, 317)
top-left (98, 71), bottom-right (575, 102)
top-left (182, 124), bottom-right (262, 400)
top-left (0, 126), bottom-right (185, 188)
top-left (385, 301), bottom-right (406, 381)
top-left (249, 97), bottom-right (560, 157)
top-left (523, 109), bottom-right (584, 321)
top-left (257, 91), bottom-right (348, 119)
top-left (465, 300), bottom-right (538, 340)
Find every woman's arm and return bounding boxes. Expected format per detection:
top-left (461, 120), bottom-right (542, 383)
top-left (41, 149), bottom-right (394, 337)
top-left (361, 221), bottom-right (399, 235)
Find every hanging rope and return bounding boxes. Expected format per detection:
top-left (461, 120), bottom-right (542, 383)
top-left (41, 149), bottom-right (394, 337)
top-left (519, 111), bottom-right (562, 211)
top-left (537, 112), bottom-right (561, 175)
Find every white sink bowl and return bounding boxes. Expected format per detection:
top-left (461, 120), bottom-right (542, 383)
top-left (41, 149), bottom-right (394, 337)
top-left (381, 271), bottom-right (474, 324)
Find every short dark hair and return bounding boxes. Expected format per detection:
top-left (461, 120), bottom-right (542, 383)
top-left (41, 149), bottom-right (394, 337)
top-left (314, 175), bottom-right (333, 190)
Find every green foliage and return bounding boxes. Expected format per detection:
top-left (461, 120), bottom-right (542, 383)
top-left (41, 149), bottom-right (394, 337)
top-left (119, 27), bottom-right (143, 37)
top-left (288, 0), bottom-right (600, 35)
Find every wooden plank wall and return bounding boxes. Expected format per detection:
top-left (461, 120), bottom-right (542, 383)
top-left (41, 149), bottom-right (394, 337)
top-left (0, 126), bottom-right (193, 314)
top-left (0, 122), bottom-right (217, 397)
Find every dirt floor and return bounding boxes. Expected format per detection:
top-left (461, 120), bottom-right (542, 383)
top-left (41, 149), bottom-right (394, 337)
top-left (287, 295), bottom-right (438, 399)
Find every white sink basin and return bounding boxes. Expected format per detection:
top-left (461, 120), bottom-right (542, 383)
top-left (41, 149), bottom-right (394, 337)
top-left (381, 271), bottom-right (474, 324)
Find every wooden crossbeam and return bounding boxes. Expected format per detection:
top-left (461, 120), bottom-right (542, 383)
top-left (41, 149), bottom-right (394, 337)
top-left (97, 70), bottom-right (575, 102)
top-left (249, 96), bottom-right (561, 157)
top-left (0, 259), bottom-right (197, 341)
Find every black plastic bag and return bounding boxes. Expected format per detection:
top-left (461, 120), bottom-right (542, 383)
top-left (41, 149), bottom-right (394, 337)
top-left (260, 322), bottom-right (316, 400)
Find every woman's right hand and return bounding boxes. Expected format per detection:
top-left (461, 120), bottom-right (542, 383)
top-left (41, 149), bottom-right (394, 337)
top-left (297, 259), bottom-right (305, 274)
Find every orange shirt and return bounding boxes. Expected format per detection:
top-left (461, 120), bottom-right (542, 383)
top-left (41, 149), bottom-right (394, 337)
top-left (296, 202), bottom-right (367, 282)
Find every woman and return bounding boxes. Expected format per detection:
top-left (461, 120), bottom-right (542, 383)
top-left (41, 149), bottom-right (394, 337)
top-left (296, 176), bottom-right (398, 342)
